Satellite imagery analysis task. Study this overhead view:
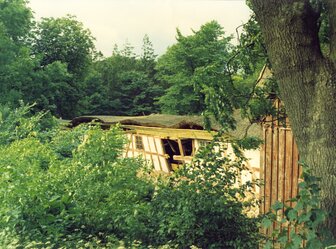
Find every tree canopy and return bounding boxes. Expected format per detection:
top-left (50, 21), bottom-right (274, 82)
top-left (32, 15), bottom-right (97, 78)
top-left (156, 21), bottom-right (233, 115)
top-left (78, 38), bottom-right (164, 116)
top-left (0, 2), bottom-right (271, 122)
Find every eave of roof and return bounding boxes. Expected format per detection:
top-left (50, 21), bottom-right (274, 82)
top-left (71, 113), bottom-right (262, 139)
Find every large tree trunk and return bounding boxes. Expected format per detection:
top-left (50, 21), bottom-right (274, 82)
top-left (250, 0), bottom-right (336, 236)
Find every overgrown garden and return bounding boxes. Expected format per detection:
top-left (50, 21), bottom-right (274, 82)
top-left (0, 0), bottom-right (335, 247)
top-left (0, 105), bottom-right (261, 248)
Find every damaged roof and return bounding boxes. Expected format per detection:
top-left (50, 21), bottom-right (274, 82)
top-left (71, 113), bottom-right (262, 139)
top-left (71, 114), bottom-right (220, 130)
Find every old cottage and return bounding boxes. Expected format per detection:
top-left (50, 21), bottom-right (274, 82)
top-left (71, 114), bottom-right (261, 181)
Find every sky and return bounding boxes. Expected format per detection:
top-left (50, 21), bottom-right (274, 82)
top-left (28, 0), bottom-right (252, 57)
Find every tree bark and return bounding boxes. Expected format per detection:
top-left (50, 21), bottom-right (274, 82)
top-left (250, 0), bottom-right (336, 237)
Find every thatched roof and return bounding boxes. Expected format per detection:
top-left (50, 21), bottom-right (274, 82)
top-left (71, 113), bottom-right (262, 139)
top-left (71, 114), bottom-right (219, 130)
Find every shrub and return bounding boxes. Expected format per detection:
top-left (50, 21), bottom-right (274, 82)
top-left (144, 139), bottom-right (261, 248)
top-left (0, 105), bottom-right (154, 247)
top-left (0, 105), bottom-right (262, 248)
top-left (0, 103), bottom-right (50, 146)
top-left (261, 163), bottom-right (335, 249)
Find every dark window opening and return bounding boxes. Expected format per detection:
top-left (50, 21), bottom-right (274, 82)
top-left (181, 139), bottom-right (193, 156)
top-left (162, 139), bottom-right (180, 165)
top-left (162, 139), bottom-right (195, 171)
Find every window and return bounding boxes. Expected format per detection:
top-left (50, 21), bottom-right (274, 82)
top-left (181, 139), bottom-right (193, 156)
top-left (162, 139), bottom-right (181, 163)
top-left (135, 135), bottom-right (144, 150)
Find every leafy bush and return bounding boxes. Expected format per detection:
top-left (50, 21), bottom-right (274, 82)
top-left (0, 103), bottom-right (49, 146)
top-left (0, 105), bottom-right (154, 247)
top-left (143, 138), bottom-right (261, 248)
top-left (0, 105), bottom-right (262, 248)
top-left (262, 163), bottom-right (335, 249)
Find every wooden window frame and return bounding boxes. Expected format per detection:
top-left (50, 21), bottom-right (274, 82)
top-left (135, 135), bottom-right (144, 150)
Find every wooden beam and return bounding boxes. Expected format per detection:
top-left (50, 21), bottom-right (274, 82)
top-left (173, 155), bottom-right (193, 161)
top-left (177, 139), bottom-right (184, 156)
top-left (122, 125), bottom-right (219, 140)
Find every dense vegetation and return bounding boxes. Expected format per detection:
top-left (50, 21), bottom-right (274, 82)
top-left (0, 0), bottom-right (162, 118)
top-left (0, 107), bottom-right (330, 248)
top-left (0, 105), bottom-right (260, 248)
top-left (1, 0), bottom-right (334, 247)
top-left (0, 0), bottom-right (274, 122)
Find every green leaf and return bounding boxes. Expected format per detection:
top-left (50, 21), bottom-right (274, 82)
top-left (272, 201), bottom-right (284, 211)
top-left (263, 240), bottom-right (272, 249)
top-left (298, 182), bottom-right (307, 189)
top-left (262, 217), bottom-right (273, 229)
top-left (298, 213), bottom-right (311, 223)
top-left (286, 208), bottom-right (298, 221)
top-left (306, 238), bottom-right (323, 249)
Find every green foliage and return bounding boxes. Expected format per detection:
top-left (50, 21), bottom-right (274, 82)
top-left (314, 0), bottom-right (333, 57)
top-left (0, 0), bottom-right (277, 126)
top-left (144, 137), bottom-right (261, 248)
top-left (81, 39), bottom-right (163, 116)
top-left (28, 61), bottom-right (77, 118)
top-left (0, 105), bottom-right (154, 247)
top-left (155, 16), bottom-right (274, 138)
top-left (0, 0), bottom-right (36, 106)
top-left (241, 74), bottom-right (279, 124)
top-left (0, 105), bottom-right (263, 248)
top-left (157, 21), bottom-right (233, 115)
top-left (234, 14), bottom-right (267, 75)
top-left (198, 14), bottom-right (276, 131)
top-left (0, 103), bottom-right (53, 146)
top-left (141, 34), bottom-right (157, 69)
top-left (73, 124), bottom-right (126, 165)
top-left (261, 162), bottom-right (335, 249)
top-left (28, 15), bottom-right (99, 118)
top-left (32, 15), bottom-right (97, 78)
top-left (0, 3), bottom-right (96, 119)
top-left (0, 0), bottom-right (33, 42)
top-left (1, 0), bottom-right (271, 123)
